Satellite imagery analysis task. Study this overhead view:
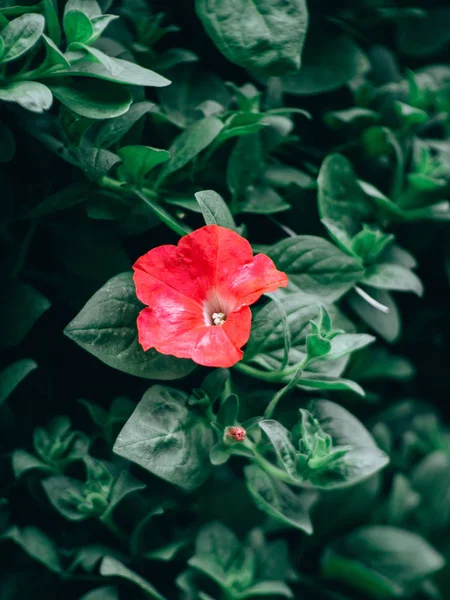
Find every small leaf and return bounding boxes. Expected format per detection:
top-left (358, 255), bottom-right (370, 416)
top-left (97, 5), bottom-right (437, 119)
top-left (363, 263), bottom-right (424, 296)
top-left (77, 148), bottom-right (121, 180)
top-left (64, 272), bottom-right (195, 380)
top-left (268, 24), bottom-right (370, 95)
top-left (114, 385), bottom-right (214, 490)
top-left (12, 449), bottom-right (54, 478)
top-left (0, 359), bottom-right (37, 407)
top-left (268, 236), bottom-right (364, 302)
top-left (0, 281), bottom-right (50, 349)
top-left (100, 556), bottom-right (167, 600)
top-left (117, 146), bottom-right (170, 185)
top-left (306, 400), bottom-right (389, 488)
top-left (195, 0), bottom-right (309, 76)
top-left (195, 190), bottom-right (236, 229)
top-left (0, 81), bottom-right (53, 113)
top-left (51, 80), bottom-right (131, 119)
top-left (0, 14), bottom-right (45, 63)
top-left (259, 420), bottom-right (297, 478)
top-left (59, 53), bottom-right (171, 87)
top-left (245, 466), bottom-right (317, 534)
top-left (80, 587), bottom-right (119, 600)
top-left (2, 526), bottom-right (62, 573)
top-left (322, 526), bottom-right (445, 598)
top-left (95, 101), bottom-right (154, 148)
top-left (159, 116), bottom-right (224, 179)
top-left (64, 10), bottom-right (93, 45)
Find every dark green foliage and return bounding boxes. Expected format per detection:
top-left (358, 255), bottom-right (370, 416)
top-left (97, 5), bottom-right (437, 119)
top-left (2, 1), bottom-right (450, 599)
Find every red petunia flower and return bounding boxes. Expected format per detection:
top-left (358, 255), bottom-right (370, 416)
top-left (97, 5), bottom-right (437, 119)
top-left (133, 224), bottom-right (288, 368)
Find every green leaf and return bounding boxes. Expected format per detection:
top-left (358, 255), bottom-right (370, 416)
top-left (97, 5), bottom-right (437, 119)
top-left (1, 526), bottom-right (62, 573)
top-left (59, 53), bottom-right (171, 87)
top-left (12, 449), bottom-right (54, 478)
top-left (245, 465), bottom-right (316, 533)
top-left (0, 81), bottom-right (53, 113)
top-left (51, 80), bottom-right (131, 119)
top-left (195, 190), bottom-right (236, 229)
top-left (239, 581), bottom-right (293, 599)
top-left (77, 148), bottom-right (121, 180)
top-left (187, 522), bottom-right (242, 589)
top-left (217, 395), bottom-right (239, 430)
top-left (240, 185), bottom-right (290, 215)
top-left (195, 0), bottom-right (309, 76)
top-left (42, 475), bottom-right (99, 521)
top-left (324, 107), bottom-right (380, 131)
top-left (260, 420), bottom-right (297, 478)
top-left (269, 24), bottom-right (369, 95)
top-left (0, 359), bottom-right (37, 407)
top-left (227, 134), bottom-right (262, 200)
top-left (42, 34), bottom-right (70, 67)
top-left (80, 587), bottom-right (119, 600)
top-left (326, 334), bottom-right (375, 361)
top-left (159, 116), bottom-right (224, 179)
top-left (410, 451), bottom-right (450, 533)
top-left (297, 374), bottom-right (365, 396)
top-left (64, 0), bottom-right (101, 18)
top-left (306, 334), bottom-right (331, 360)
top-left (318, 154), bottom-right (375, 250)
top-left (0, 281), bottom-right (50, 349)
top-left (42, 0), bottom-right (61, 44)
top-left (244, 296), bottom-right (353, 373)
top-left (397, 8), bottom-right (450, 58)
top-left (64, 10), bottom-right (93, 45)
top-left (307, 400), bottom-right (389, 489)
top-left (322, 526), bottom-right (445, 598)
top-left (363, 264), bottom-right (424, 296)
top-left (347, 288), bottom-right (401, 343)
top-left (100, 556), bottom-right (167, 600)
top-left (86, 15), bottom-right (118, 44)
top-left (104, 471), bottom-right (145, 517)
top-left (157, 63), bottom-right (230, 128)
top-left (64, 272), bottom-right (195, 380)
top-left (95, 101), bottom-right (154, 148)
top-left (114, 385), bottom-right (214, 490)
top-left (267, 236), bottom-right (364, 302)
top-left (0, 13), bottom-right (45, 63)
top-left (117, 146), bottom-right (170, 186)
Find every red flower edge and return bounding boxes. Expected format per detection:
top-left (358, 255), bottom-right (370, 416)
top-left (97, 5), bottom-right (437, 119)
top-left (133, 224), bottom-right (288, 368)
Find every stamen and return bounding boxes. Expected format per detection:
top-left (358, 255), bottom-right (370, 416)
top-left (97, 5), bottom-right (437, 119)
top-left (212, 312), bottom-right (226, 326)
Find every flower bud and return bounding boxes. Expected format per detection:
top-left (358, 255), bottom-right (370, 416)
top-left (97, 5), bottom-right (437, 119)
top-left (225, 426), bottom-right (246, 442)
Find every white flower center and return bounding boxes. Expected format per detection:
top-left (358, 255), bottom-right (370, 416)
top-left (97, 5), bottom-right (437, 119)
top-left (212, 312), bottom-right (226, 326)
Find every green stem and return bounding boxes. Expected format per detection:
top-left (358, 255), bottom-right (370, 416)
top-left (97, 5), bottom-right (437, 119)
top-left (264, 360), bottom-right (307, 419)
top-left (386, 130), bottom-right (405, 200)
top-left (99, 176), bottom-right (158, 200)
top-left (99, 513), bottom-right (128, 545)
top-left (234, 361), bottom-right (302, 383)
top-left (252, 452), bottom-right (302, 486)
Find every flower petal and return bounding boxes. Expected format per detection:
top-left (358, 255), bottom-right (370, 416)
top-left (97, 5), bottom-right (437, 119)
top-left (136, 287), bottom-right (206, 356)
top-left (223, 305), bottom-right (252, 349)
top-left (228, 253), bottom-right (289, 307)
top-left (177, 224), bottom-right (254, 304)
top-left (133, 244), bottom-right (205, 307)
top-left (191, 326), bottom-right (244, 368)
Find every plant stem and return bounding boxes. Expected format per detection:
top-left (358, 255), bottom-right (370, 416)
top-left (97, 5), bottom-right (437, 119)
top-left (264, 361), bottom-right (307, 419)
top-left (99, 513), bottom-right (128, 545)
top-left (234, 361), bottom-right (303, 383)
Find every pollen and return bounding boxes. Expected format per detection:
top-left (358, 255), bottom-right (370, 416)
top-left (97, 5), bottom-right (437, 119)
top-left (212, 312), bottom-right (226, 326)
